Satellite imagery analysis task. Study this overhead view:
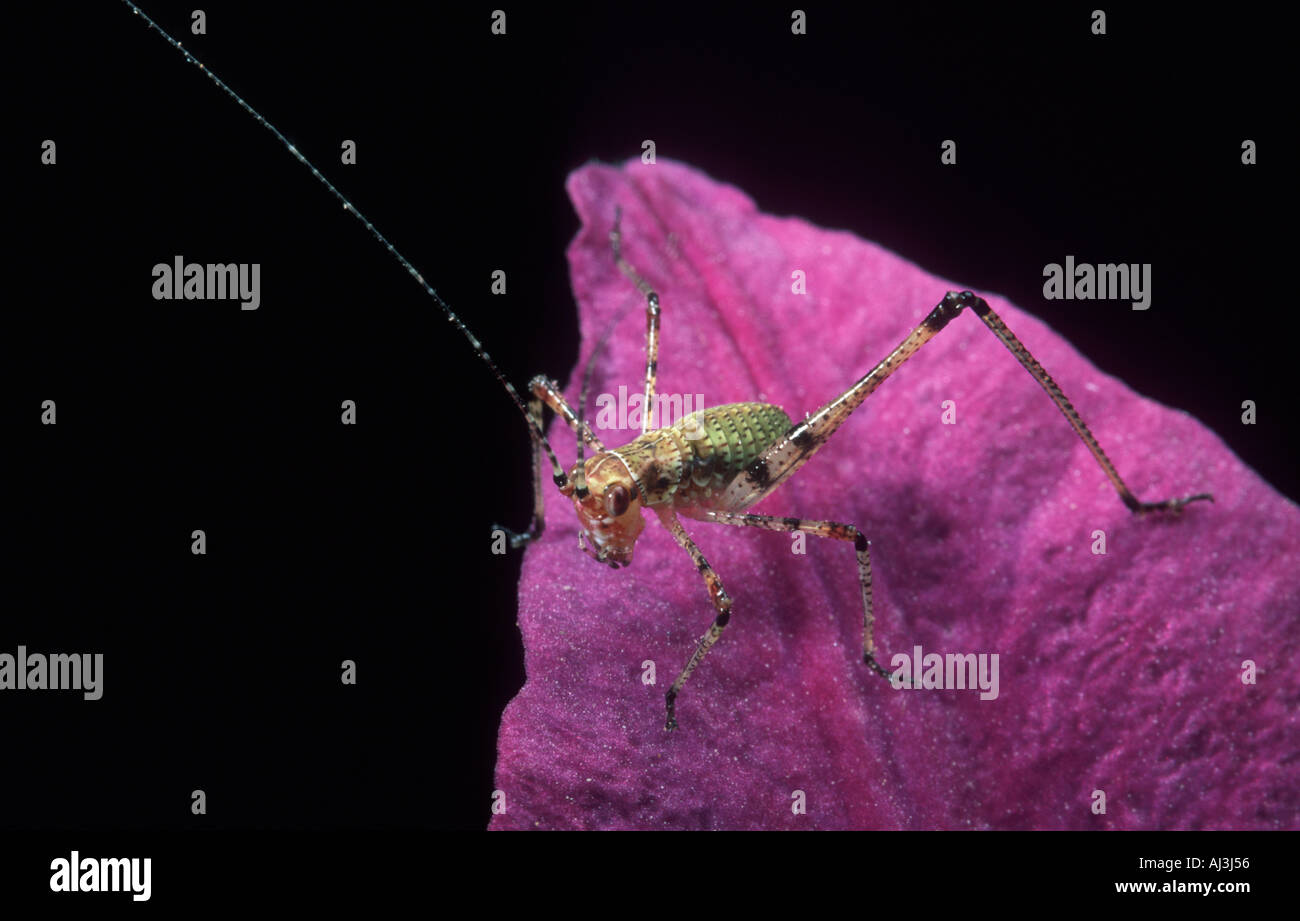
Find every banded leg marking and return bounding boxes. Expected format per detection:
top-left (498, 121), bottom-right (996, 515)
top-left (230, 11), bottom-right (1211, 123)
top-left (611, 207), bottom-right (662, 436)
top-left (655, 508), bottom-right (733, 730)
top-left (528, 375), bottom-right (605, 454)
top-left (695, 511), bottom-right (899, 684)
top-left (494, 377), bottom-right (608, 548)
top-left (721, 292), bottom-right (1212, 515)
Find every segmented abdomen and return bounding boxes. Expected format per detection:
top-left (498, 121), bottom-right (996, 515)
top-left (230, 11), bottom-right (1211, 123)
top-left (611, 402), bottom-right (792, 509)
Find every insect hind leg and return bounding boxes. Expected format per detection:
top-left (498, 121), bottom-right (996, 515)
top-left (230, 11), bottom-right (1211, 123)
top-left (719, 290), bottom-right (1213, 516)
top-left (957, 292), bottom-right (1213, 515)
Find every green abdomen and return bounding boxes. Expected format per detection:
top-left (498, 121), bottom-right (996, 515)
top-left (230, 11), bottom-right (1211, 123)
top-left (612, 402), bottom-right (792, 508)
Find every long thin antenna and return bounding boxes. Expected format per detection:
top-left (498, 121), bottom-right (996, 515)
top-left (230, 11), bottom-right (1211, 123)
top-left (120, 1), bottom-right (569, 487)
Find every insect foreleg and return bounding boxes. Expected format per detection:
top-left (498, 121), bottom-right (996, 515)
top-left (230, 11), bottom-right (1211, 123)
top-left (495, 391), bottom-right (551, 549)
top-left (496, 377), bottom-right (608, 549)
top-left (655, 508), bottom-right (734, 731)
top-left (610, 208), bottom-right (662, 436)
top-left (527, 376), bottom-right (605, 454)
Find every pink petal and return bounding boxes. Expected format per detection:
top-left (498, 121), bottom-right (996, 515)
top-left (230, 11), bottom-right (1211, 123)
top-left (490, 159), bottom-right (1300, 830)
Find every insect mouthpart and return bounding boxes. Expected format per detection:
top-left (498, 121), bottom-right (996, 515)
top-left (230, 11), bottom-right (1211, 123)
top-left (567, 454), bottom-right (646, 569)
top-left (577, 530), bottom-right (635, 568)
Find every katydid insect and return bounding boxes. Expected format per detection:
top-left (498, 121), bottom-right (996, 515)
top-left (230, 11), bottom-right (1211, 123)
top-left (497, 213), bottom-right (1213, 729)
top-left (123, 0), bottom-right (1213, 733)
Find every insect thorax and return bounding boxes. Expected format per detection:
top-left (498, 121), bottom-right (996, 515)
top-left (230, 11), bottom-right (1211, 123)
top-left (610, 402), bottom-right (792, 509)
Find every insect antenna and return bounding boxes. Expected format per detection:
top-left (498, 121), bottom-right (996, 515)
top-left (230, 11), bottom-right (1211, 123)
top-left (119, 0), bottom-right (571, 490)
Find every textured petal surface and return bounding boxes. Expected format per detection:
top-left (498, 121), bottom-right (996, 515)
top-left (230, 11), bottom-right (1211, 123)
top-left (491, 159), bottom-right (1299, 830)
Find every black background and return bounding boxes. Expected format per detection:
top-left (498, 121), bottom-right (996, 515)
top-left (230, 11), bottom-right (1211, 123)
top-left (6, 2), bottom-right (1292, 833)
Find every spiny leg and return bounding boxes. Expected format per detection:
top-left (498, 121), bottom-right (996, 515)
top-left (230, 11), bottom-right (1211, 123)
top-left (962, 296), bottom-right (1212, 514)
top-left (720, 291), bottom-right (1213, 514)
top-left (655, 508), bottom-right (733, 730)
top-left (527, 375), bottom-right (605, 456)
top-left (493, 391), bottom-right (551, 549)
top-left (610, 207), bottom-right (662, 435)
top-left (494, 377), bottom-right (608, 549)
top-left (503, 207), bottom-right (665, 549)
top-left (691, 511), bottom-right (904, 686)
top-left (572, 273), bottom-right (647, 497)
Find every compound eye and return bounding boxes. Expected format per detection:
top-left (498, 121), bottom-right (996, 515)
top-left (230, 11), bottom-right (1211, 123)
top-left (605, 484), bottom-right (630, 518)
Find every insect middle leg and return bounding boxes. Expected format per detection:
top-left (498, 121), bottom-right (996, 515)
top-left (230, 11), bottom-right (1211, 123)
top-left (654, 508), bottom-right (734, 730)
top-left (506, 209), bottom-right (666, 546)
top-left (658, 508), bottom-right (908, 729)
top-left (689, 511), bottom-right (901, 683)
top-left (610, 207), bottom-right (661, 435)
